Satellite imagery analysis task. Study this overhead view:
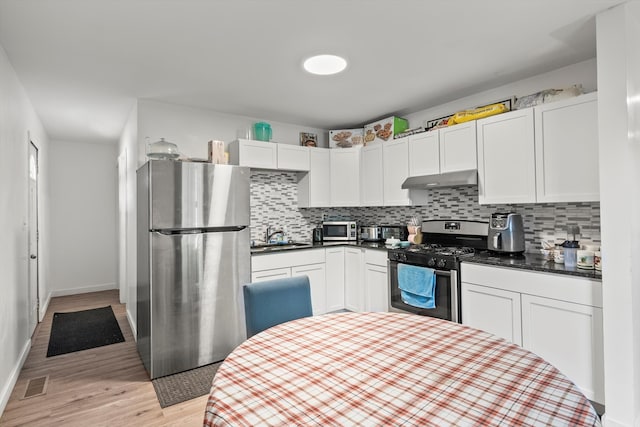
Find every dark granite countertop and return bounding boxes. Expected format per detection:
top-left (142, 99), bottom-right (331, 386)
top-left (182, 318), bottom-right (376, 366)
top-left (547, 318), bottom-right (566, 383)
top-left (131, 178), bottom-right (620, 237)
top-left (250, 240), bottom-right (390, 255)
top-left (462, 251), bottom-right (602, 280)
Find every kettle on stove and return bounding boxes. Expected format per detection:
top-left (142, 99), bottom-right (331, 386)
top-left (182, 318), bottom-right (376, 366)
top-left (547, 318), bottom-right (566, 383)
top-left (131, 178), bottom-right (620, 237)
top-left (488, 212), bottom-right (525, 254)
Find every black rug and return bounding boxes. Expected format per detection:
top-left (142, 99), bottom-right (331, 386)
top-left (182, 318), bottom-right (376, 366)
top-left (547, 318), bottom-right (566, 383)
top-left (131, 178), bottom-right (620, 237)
top-left (152, 362), bottom-right (221, 408)
top-left (46, 305), bottom-right (125, 357)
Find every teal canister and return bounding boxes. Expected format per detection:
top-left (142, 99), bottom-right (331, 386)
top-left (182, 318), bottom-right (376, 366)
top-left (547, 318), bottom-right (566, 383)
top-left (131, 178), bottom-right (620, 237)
top-left (254, 122), bottom-right (272, 142)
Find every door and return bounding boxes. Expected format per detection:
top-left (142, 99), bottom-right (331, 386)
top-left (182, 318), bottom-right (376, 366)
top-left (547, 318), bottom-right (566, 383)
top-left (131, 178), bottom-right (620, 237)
top-left (439, 121), bottom-right (477, 173)
top-left (364, 264), bottom-right (388, 312)
top-left (360, 142), bottom-right (384, 206)
top-left (117, 150), bottom-right (128, 304)
top-left (382, 138), bottom-right (410, 206)
top-left (408, 132), bottom-right (440, 176)
top-left (344, 248), bottom-right (363, 312)
top-left (28, 141), bottom-right (39, 335)
top-left (325, 247), bottom-right (345, 312)
top-left (292, 264), bottom-right (326, 315)
top-left (330, 147), bottom-right (360, 207)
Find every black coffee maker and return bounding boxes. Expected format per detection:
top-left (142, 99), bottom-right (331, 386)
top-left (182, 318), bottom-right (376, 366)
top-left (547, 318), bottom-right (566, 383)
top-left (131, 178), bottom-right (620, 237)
top-left (312, 226), bottom-right (323, 242)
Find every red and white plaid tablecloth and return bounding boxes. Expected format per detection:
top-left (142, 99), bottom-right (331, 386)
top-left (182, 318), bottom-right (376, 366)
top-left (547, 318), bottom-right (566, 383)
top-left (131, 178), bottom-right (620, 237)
top-left (204, 312), bottom-right (600, 426)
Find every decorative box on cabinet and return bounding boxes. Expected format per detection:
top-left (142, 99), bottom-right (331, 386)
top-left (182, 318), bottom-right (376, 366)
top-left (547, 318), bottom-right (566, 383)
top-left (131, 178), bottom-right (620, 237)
top-left (476, 109), bottom-right (536, 204)
top-left (534, 92), bottom-right (599, 202)
top-left (298, 148), bottom-right (331, 207)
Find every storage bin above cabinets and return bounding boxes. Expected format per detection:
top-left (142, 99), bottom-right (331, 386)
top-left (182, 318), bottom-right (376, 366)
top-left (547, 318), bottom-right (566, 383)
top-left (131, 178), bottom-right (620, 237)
top-left (476, 92), bottom-right (599, 205)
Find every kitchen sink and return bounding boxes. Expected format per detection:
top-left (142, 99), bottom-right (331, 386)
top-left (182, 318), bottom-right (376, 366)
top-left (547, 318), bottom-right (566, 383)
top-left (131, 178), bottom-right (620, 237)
top-left (250, 242), bottom-right (313, 253)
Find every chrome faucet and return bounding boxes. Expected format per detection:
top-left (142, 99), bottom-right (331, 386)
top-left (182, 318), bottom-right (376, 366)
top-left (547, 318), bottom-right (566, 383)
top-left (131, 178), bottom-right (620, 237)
top-left (265, 226), bottom-right (284, 243)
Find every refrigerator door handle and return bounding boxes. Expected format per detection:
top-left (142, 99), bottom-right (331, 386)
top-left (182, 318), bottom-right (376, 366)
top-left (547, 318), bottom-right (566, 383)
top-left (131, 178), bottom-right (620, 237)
top-left (153, 225), bottom-right (247, 235)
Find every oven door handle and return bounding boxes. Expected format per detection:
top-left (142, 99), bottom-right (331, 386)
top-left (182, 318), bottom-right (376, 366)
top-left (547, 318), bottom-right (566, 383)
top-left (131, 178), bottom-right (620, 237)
top-left (450, 269), bottom-right (459, 323)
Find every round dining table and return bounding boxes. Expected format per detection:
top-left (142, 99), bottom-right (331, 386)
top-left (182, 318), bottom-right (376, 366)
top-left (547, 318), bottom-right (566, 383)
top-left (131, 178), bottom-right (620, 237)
top-left (203, 312), bottom-right (600, 426)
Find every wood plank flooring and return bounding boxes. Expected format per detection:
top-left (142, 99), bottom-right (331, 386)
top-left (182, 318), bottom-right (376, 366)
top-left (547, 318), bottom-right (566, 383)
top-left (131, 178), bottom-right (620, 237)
top-left (0, 290), bottom-right (208, 426)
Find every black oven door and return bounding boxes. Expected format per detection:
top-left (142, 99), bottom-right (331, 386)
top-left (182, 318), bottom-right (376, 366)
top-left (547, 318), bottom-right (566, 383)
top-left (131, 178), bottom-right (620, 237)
top-left (388, 260), bottom-right (459, 322)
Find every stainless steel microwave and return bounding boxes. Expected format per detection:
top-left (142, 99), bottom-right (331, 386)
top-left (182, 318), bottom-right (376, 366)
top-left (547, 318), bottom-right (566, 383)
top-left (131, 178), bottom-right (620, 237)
top-left (322, 221), bottom-right (357, 241)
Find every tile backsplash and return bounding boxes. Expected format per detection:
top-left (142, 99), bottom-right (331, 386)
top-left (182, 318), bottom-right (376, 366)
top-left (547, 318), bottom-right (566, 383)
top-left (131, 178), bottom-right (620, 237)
top-left (250, 170), bottom-right (601, 252)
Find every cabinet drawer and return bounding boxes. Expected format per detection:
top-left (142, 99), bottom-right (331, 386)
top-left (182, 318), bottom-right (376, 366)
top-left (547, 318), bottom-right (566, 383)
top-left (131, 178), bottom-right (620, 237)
top-left (460, 263), bottom-right (602, 307)
top-left (252, 249), bottom-right (325, 271)
top-left (364, 249), bottom-right (388, 266)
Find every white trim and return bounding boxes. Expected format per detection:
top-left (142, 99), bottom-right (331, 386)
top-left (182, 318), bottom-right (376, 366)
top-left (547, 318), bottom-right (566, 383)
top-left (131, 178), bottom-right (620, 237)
top-left (39, 291), bottom-right (52, 322)
top-left (126, 308), bottom-right (137, 342)
top-left (51, 282), bottom-right (117, 297)
top-left (0, 339), bottom-right (31, 416)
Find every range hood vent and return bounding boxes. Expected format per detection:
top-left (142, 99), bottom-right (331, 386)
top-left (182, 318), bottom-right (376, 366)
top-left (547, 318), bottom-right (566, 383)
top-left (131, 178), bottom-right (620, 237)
top-left (401, 169), bottom-right (478, 189)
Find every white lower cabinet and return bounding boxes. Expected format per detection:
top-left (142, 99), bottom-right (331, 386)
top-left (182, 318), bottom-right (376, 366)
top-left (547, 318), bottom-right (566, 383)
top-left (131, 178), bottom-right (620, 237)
top-left (251, 249), bottom-right (326, 315)
top-left (521, 294), bottom-right (604, 403)
top-left (325, 247), bottom-right (345, 312)
top-left (460, 262), bottom-right (604, 404)
top-left (344, 248), bottom-right (364, 312)
top-left (364, 249), bottom-right (388, 312)
top-left (461, 283), bottom-right (522, 345)
top-left (291, 263), bottom-right (326, 315)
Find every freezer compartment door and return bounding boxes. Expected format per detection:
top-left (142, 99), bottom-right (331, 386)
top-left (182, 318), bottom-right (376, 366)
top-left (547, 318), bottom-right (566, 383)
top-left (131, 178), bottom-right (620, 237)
top-left (149, 228), bottom-right (250, 379)
top-left (149, 161), bottom-right (250, 230)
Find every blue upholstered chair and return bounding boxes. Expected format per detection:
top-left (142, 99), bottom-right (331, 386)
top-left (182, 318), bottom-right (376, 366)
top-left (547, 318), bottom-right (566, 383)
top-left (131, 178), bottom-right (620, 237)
top-left (243, 276), bottom-right (313, 338)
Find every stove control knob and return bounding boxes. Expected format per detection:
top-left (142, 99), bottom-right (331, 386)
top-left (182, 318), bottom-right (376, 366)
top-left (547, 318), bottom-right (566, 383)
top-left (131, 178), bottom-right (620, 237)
top-left (437, 259), bottom-right (447, 269)
top-left (400, 253), bottom-right (407, 262)
top-left (427, 258), bottom-right (436, 267)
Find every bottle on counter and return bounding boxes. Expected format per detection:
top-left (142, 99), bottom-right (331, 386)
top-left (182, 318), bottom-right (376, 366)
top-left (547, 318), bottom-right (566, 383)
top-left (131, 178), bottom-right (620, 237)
top-left (562, 240), bottom-right (579, 268)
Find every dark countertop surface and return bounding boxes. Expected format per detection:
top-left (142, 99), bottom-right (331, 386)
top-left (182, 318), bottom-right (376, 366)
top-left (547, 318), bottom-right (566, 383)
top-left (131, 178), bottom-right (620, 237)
top-left (251, 242), bottom-right (602, 280)
top-left (462, 251), bottom-right (602, 280)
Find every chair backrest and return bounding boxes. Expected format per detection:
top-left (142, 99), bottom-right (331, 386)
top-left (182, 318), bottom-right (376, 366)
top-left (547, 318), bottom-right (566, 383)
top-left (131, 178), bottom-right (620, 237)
top-left (243, 276), bottom-right (313, 338)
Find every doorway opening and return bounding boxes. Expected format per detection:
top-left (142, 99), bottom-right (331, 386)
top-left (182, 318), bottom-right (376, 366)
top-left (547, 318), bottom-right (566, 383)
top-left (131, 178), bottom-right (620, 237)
top-left (28, 139), bottom-right (40, 336)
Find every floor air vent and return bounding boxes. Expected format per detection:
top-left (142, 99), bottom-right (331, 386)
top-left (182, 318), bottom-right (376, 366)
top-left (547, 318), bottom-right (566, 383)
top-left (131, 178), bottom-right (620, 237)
top-left (22, 375), bottom-right (49, 399)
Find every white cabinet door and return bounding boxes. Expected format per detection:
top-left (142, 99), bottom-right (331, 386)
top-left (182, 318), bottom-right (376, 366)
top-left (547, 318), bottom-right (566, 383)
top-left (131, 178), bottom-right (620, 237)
top-left (251, 267), bottom-right (291, 283)
top-left (477, 109), bottom-right (536, 204)
top-left (382, 137), bottom-right (410, 206)
top-left (229, 139), bottom-right (278, 169)
top-left (461, 282), bottom-right (522, 345)
top-left (292, 263), bottom-right (326, 315)
top-left (534, 92), bottom-right (599, 203)
top-left (330, 147), bottom-right (361, 207)
top-left (408, 132), bottom-right (440, 176)
top-left (360, 142), bottom-right (384, 206)
top-left (344, 248), bottom-right (364, 312)
top-left (277, 144), bottom-right (310, 171)
top-left (325, 247), bottom-right (345, 312)
top-left (521, 294), bottom-right (604, 403)
top-left (298, 148), bottom-right (331, 207)
top-left (439, 121), bottom-right (477, 173)
top-left (364, 264), bottom-right (388, 312)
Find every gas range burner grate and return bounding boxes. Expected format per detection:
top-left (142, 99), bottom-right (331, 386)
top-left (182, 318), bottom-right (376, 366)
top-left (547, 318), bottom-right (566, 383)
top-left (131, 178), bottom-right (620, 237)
top-left (406, 244), bottom-right (476, 257)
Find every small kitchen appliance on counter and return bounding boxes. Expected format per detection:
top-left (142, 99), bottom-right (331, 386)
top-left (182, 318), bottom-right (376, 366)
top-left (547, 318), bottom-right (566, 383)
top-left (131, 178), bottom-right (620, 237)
top-left (359, 225), bottom-right (382, 242)
top-left (380, 225), bottom-right (409, 242)
top-left (322, 221), bottom-right (357, 241)
top-left (312, 226), bottom-right (323, 243)
top-left (487, 212), bottom-right (525, 254)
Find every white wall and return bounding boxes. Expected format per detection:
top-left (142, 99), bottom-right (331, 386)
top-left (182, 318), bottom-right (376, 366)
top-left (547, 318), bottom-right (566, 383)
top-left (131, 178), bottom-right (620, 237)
top-left (0, 43), bottom-right (50, 415)
top-left (596, 4), bottom-right (640, 427)
top-left (405, 58), bottom-right (597, 129)
top-left (48, 140), bottom-right (118, 296)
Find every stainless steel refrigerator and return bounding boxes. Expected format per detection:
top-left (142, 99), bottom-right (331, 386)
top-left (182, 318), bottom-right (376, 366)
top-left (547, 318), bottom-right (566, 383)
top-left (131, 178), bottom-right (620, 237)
top-left (136, 160), bottom-right (250, 379)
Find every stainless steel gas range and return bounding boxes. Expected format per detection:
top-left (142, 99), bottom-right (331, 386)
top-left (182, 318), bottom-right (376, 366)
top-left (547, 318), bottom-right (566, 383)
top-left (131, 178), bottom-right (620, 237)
top-left (388, 220), bottom-right (488, 322)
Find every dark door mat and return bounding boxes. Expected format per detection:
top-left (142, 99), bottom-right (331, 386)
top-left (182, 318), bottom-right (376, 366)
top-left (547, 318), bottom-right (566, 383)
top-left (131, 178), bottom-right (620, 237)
top-left (46, 305), bottom-right (125, 357)
top-left (152, 362), bottom-right (221, 408)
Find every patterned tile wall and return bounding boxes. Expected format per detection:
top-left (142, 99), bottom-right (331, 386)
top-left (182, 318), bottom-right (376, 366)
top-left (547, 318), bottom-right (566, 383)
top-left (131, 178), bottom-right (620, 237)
top-left (250, 171), bottom-right (601, 251)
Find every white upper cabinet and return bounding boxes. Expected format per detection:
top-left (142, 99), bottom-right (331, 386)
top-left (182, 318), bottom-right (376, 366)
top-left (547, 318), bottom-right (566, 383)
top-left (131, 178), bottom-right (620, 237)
top-left (298, 148), bottom-right (331, 208)
top-left (330, 147), bottom-right (361, 207)
top-left (477, 109), bottom-right (537, 204)
top-left (229, 139), bottom-right (277, 169)
top-left (408, 122), bottom-right (477, 177)
top-left (277, 144), bottom-right (310, 171)
top-left (408, 132), bottom-right (440, 176)
top-left (382, 137), bottom-right (411, 206)
top-left (534, 92), bottom-right (599, 202)
top-left (439, 121), bottom-right (477, 172)
top-left (360, 142), bottom-right (384, 206)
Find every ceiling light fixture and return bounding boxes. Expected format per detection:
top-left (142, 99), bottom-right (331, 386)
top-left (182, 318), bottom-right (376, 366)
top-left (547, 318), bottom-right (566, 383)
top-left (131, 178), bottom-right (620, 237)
top-left (303, 54), bottom-right (347, 75)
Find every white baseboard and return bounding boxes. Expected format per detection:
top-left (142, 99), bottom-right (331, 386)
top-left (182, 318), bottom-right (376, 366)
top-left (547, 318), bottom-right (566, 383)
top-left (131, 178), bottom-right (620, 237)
top-left (51, 282), bottom-right (117, 297)
top-left (39, 291), bottom-right (52, 321)
top-left (0, 339), bottom-right (31, 417)
top-left (126, 308), bottom-right (137, 342)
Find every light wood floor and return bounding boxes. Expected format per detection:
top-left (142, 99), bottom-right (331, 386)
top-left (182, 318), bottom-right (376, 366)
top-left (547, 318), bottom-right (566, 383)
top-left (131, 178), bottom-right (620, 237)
top-left (0, 290), bottom-right (208, 426)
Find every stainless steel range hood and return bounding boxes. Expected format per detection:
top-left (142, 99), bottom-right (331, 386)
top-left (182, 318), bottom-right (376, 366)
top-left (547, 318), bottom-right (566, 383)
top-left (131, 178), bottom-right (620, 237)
top-left (401, 169), bottom-right (478, 189)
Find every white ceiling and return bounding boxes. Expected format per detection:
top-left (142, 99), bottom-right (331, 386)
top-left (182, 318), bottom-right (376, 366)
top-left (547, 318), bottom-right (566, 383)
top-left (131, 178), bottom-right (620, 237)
top-left (0, 0), bottom-right (625, 144)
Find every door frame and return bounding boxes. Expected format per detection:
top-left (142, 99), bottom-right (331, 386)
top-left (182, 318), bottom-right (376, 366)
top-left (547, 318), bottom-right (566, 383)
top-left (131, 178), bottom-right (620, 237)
top-left (27, 135), bottom-right (40, 335)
